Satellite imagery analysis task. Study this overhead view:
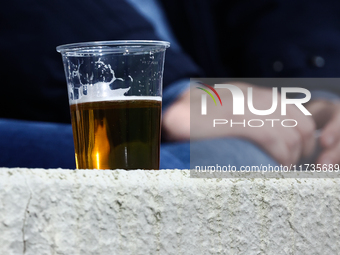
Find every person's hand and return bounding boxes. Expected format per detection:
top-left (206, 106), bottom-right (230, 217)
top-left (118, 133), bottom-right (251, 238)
top-left (307, 100), bottom-right (340, 165)
top-left (162, 89), bottom-right (191, 141)
top-left (162, 83), bottom-right (316, 166)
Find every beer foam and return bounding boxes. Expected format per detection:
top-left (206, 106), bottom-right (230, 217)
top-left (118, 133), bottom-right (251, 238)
top-left (70, 94), bottom-right (162, 104)
top-left (68, 58), bottom-right (161, 105)
top-left (69, 82), bottom-right (161, 105)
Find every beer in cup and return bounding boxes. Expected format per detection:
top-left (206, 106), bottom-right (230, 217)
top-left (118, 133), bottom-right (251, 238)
top-left (57, 40), bottom-right (169, 170)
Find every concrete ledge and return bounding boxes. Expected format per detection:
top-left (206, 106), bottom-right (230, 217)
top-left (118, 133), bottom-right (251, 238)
top-left (0, 168), bottom-right (339, 254)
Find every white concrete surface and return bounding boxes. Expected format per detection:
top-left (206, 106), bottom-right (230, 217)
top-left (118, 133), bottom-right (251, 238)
top-left (0, 168), bottom-right (339, 255)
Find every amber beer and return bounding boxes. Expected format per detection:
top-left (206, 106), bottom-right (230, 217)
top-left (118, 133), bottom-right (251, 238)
top-left (57, 40), bottom-right (169, 170)
top-left (70, 98), bottom-right (162, 170)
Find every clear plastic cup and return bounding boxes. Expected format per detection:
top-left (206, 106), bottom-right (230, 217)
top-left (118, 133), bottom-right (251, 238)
top-left (57, 40), bottom-right (170, 170)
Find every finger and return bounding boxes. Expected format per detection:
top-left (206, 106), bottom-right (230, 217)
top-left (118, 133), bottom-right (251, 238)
top-left (319, 109), bottom-right (340, 149)
top-left (306, 100), bottom-right (334, 129)
top-left (281, 126), bottom-right (303, 165)
top-left (316, 140), bottom-right (340, 165)
top-left (246, 127), bottom-right (301, 166)
top-left (286, 105), bottom-right (316, 158)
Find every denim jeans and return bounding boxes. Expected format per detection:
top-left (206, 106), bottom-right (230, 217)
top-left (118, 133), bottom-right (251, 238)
top-left (0, 119), bottom-right (278, 169)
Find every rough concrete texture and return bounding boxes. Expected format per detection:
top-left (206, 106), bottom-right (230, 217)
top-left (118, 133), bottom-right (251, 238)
top-left (0, 168), bottom-right (339, 255)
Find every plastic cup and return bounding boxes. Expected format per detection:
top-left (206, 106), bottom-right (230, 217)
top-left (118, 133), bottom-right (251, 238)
top-left (57, 40), bottom-right (170, 170)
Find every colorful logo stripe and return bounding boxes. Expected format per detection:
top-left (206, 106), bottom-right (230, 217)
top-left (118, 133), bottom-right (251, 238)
top-left (196, 82), bottom-right (222, 106)
top-left (196, 87), bottom-right (217, 105)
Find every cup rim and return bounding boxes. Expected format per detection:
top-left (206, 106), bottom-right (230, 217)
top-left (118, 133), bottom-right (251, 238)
top-left (56, 40), bottom-right (170, 54)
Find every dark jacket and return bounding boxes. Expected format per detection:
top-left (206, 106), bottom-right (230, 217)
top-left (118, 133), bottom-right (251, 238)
top-left (2, 0), bottom-right (340, 123)
top-left (161, 0), bottom-right (340, 91)
top-left (0, 0), bottom-right (202, 123)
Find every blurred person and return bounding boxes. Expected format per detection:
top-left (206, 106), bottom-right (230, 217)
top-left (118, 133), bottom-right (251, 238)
top-left (159, 0), bottom-right (340, 167)
top-left (1, 0), bottom-right (340, 169)
top-left (0, 0), bottom-right (200, 169)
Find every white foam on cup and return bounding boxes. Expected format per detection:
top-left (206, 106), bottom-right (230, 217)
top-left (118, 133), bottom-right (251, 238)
top-left (69, 83), bottom-right (161, 105)
top-left (68, 59), bottom-right (161, 105)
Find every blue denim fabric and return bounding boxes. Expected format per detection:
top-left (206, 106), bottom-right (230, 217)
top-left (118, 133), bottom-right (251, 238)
top-left (126, 0), bottom-right (181, 52)
top-left (161, 138), bottom-right (279, 169)
top-left (162, 79), bottom-right (190, 111)
top-left (0, 119), bottom-right (278, 169)
top-left (160, 142), bottom-right (190, 169)
top-left (190, 138), bottom-right (279, 169)
top-left (0, 118), bottom-right (191, 169)
top-left (0, 119), bottom-right (76, 169)
top-left (311, 90), bottom-right (340, 101)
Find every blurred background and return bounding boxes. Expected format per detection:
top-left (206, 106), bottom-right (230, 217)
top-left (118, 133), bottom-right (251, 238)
top-left (1, 0), bottom-right (340, 169)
